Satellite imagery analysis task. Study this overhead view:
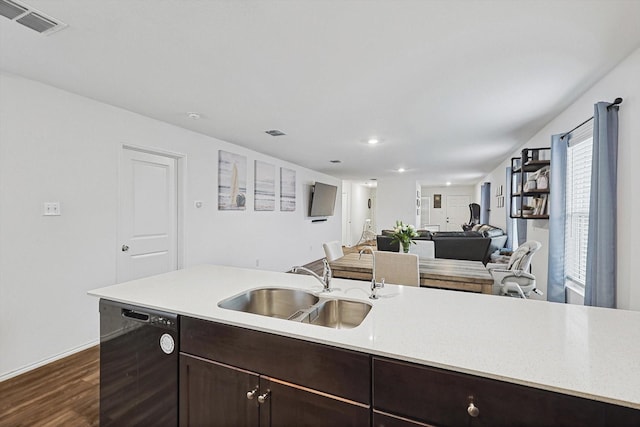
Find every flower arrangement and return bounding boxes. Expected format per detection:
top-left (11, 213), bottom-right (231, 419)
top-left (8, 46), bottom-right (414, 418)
top-left (390, 220), bottom-right (418, 253)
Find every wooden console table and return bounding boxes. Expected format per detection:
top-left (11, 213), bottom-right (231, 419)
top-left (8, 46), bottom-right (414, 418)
top-left (329, 253), bottom-right (494, 294)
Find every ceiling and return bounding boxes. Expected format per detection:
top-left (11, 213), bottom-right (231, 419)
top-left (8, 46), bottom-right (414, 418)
top-left (2, 0), bottom-right (640, 186)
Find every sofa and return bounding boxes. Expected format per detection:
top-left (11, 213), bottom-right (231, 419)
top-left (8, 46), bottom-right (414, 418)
top-left (377, 225), bottom-right (507, 264)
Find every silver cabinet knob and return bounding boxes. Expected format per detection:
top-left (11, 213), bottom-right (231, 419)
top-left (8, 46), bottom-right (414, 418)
top-left (121, 244), bottom-right (130, 252)
top-left (467, 402), bottom-right (480, 417)
top-left (257, 391), bottom-right (270, 404)
top-left (246, 387), bottom-right (258, 400)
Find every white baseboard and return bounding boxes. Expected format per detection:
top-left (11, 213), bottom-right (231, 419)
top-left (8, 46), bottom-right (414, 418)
top-left (0, 340), bottom-right (99, 382)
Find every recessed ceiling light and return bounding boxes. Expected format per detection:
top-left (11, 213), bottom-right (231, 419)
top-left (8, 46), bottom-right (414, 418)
top-left (368, 138), bottom-right (379, 145)
top-left (398, 168), bottom-right (405, 173)
top-left (187, 112), bottom-right (201, 119)
top-left (446, 181), bottom-right (452, 186)
top-left (330, 160), bottom-right (342, 164)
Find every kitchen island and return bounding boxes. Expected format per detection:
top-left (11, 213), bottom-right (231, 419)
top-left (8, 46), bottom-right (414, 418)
top-left (89, 264), bottom-right (640, 426)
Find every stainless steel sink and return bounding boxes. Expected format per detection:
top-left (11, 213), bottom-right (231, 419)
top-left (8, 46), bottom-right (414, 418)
top-left (217, 288), bottom-right (319, 319)
top-left (218, 287), bottom-right (372, 329)
top-left (300, 299), bottom-right (372, 329)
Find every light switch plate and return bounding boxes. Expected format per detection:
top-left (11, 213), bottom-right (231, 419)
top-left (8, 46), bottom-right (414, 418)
top-left (43, 202), bottom-right (61, 216)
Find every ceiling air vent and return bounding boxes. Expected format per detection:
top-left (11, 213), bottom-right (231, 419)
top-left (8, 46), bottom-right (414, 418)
top-left (0, 0), bottom-right (27, 19)
top-left (0, 0), bottom-right (67, 35)
top-left (265, 129), bottom-right (286, 137)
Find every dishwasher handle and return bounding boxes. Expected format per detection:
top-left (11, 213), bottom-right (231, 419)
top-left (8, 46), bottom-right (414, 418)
top-left (122, 309), bottom-right (150, 322)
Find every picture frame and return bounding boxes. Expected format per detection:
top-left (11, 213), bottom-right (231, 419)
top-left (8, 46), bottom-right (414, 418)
top-left (254, 161), bottom-right (275, 211)
top-left (280, 167), bottom-right (296, 211)
top-left (218, 150), bottom-right (247, 210)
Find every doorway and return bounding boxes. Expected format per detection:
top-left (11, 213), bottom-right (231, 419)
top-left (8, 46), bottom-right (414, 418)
top-left (117, 146), bottom-right (183, 283)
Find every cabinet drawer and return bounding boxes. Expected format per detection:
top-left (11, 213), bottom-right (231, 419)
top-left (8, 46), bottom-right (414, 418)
top-left (181, 316), bottom-right (370, 404)
top-left (373, 357), bottom-right (606, 427)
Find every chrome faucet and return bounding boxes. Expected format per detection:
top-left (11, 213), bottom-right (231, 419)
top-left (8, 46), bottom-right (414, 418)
top-left (359, 246), bottom-right (385, 299)
top-left (292, 259), bottom-right (333, 292)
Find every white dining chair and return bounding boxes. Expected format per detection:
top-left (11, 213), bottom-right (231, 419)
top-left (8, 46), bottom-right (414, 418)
top-left (322, 240), bottom-right (344, 262)
top-left (374, 252), bottom-right (420, 287)
top-left (409, 240), bottom-right (435, 259)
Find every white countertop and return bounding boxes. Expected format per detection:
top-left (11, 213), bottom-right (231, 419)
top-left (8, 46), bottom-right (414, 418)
top-left (88, 264), bottom-right (640, 409)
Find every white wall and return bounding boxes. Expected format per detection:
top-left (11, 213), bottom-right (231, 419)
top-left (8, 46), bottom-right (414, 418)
top-left (420, 185), bottom-right (477, 230)
top-left (478, 47), bottom-right (640, 311)
top-left (0, 72), bottom-right (341, 378)
top-left (376, 176), bottom-right (420, 230)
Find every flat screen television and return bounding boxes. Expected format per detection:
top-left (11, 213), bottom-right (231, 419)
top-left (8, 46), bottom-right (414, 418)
top-left (309, 182), bottom-right (338, 217)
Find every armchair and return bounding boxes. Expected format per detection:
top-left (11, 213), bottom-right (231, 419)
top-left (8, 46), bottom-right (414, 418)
top-left (487, 241), bottom-right (542, 298)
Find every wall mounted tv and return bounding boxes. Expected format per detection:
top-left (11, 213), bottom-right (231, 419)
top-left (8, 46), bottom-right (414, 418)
top-left (309, 182), bottom-right (338, 217)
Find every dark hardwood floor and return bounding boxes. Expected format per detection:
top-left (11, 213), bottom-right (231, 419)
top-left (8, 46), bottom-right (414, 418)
top-left (0, 346), bottom-right (99, 427)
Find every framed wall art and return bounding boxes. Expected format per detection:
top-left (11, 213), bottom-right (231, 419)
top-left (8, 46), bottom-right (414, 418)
top-left (280, 167), bottom-right (296, 211)
top-left (218, 150), bottom-right (247, 210)
top-left (254, 161), bottom-right (275, 211)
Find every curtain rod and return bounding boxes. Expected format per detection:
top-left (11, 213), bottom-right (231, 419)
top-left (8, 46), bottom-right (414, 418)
top-left (560, 97), bottom-right (623, 138)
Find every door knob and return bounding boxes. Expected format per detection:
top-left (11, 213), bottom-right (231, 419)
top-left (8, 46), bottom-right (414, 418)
top-left (246, 387), bottom-right (259, 400)
top-left (122, 245), bottom-right (130, 252)
top-left (467, 401), bottom-right (480, 417)
top-left (257, 391), bottom-right (270, 404)
top-left (467, 395), bottom-right (480, 417)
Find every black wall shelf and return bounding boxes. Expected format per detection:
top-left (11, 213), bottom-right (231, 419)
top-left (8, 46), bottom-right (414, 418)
top-left (510, 147), bottom-right (551, 220)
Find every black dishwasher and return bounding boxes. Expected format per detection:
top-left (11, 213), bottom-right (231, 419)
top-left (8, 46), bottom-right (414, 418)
top-left (99, 299), bottom-right (178, 426)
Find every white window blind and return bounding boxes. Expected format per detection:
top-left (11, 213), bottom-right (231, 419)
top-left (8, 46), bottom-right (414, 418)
top-left (565, 123), bottom-right (593, 288)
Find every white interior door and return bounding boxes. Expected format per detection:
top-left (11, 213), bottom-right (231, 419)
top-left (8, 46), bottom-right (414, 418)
top-left (118, 148), bottom-right (178, 282)
top-left (445, 195), bottom-right (470, 231)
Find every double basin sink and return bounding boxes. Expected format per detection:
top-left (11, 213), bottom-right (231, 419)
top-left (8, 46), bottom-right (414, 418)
top-left (218, 288), bottom-right (371, 329)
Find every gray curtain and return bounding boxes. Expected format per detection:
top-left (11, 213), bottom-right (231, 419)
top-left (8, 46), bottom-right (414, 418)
top-left (480, 182), bottom-right (491, 224)
top-left (547, 133), bottom-right (568, 303)
top-left (505, 167), bottom-right (514, 248)
top-left (584, 102), bottom-right (618, 308)
top-left (505, 167), bottom-right (527, 248)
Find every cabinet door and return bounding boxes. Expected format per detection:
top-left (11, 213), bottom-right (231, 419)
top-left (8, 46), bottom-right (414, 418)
top-left (179, 354), bottom-right (260, 427)
top-left (260, 376), bottom-right (370, 427)
top-left (373, 410), bottom-right (437, 427)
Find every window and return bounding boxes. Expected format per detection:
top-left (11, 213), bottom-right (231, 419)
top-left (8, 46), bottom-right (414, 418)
top-left (564, 123), bottom-right (593, 289)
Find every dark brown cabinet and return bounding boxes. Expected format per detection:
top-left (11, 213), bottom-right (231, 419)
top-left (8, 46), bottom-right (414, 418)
top-left (179, 316), bottom-right (370, 426)
top-left (262, 376), bottom-right (369, 426)
top-left (373, 357), bottom-right (640, 427)
top-left (180, 354), bottom-right (259, 427)
top-left (373, 410), bottom-right (436, 427)
top-left (178, 315), bottom-right (639, 427)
